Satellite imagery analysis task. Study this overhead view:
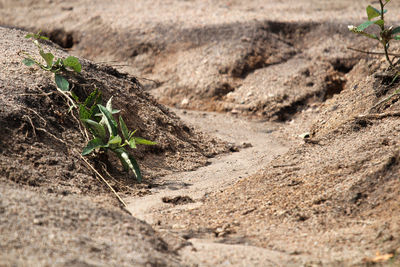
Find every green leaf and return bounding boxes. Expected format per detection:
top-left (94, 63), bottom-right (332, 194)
top-left (84, 88), bottom-right (101, 107)
top-left (54, 58), bottom-right (62, 67)
top-left (89, 105), bottom-right (101, 122)
top-left (82, 138), bottom-right (106, 155)
top-left (366, 5), bottom-right (381, 20)
top-left (394, 35), bottom-right (400, 40)
top-left (79, 104), bottom-right (91, 121)
top-left (128, 138), bottom-right (137, 149)
top-left (63, 56), bottom-right (81, 73)
top-left (22, 58), bottom-right (35, 66)
top-left (82, 119), bottom-right (106, 141)
top-left (349, 24), bottom-right (379, 40)
top-left (119, 116), bottom-right (129, 140)
top-left (55, 74), bottom-right (69, 91)
top-left (106, 97), bottom-right (114, 113)
top-left (374, 19), bottom-right (384, 27)
top-left (104, 98), bottom-right (120, 114)
top-left (98, 104), bottom-right (118, 137)
top-left (39, 50), bottom-right (54, 68)
top-left (115, 149), bottom-right (130, 171)
top-left (134, 137), bottom-right (157, 145)
top-left (128, 129), bottom-right (137, 140)
top-left (25, 33), bottom-right (34, 39)
top-left (114, 148), bottom-right (142, 182)
top-left (108, 135), bottom-right (122, 146)
top-left (392, 26), bottom-right (400, 35)
top-left (128, 153), bottom-right (142, 182)
top-left (357, 21), bottom-right (375, 31)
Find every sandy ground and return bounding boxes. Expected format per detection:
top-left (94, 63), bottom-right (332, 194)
top-left (1, 0), bottom-right (400, 266)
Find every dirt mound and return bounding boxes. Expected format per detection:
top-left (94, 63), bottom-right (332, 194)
top-left (0, 26), bottom-right (227, 266)
top-left (0, 0), bottom-right (382, 121)
top-left (0, 183), bottom-right (181, 266)
top-left (158, 58), bottom-right (400, 265)
top-left (0, 26), bottom-right (227, 191)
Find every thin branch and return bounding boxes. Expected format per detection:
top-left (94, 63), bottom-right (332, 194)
top-left (71, 110), bottom-right (90, 141)
top-left (357, 111), bottom-right (400, 119)
top-left (99, 162), bottom-right (136, 191)
top-left (347, 47), bottom-right (400, 57)
top-left (18, 92), bottom-right (55, 97)
top-left (78, 152), bottom-right (132, 215)
top-left (371, 90), bottom-right (400, 110)
top-left (36, 127), bottom-right (68, 146)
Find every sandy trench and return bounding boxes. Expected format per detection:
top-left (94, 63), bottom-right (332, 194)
top-left (1, 0), bottom-right (400, 266)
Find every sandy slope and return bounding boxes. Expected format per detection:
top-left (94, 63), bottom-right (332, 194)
top-left (1, 0), bottom-right (400, 266)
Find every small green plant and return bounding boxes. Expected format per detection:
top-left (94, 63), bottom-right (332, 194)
top-left (22, 30), bottom-right (81, 109)
top-left (348, 0), bottom-right (400, 68)
top-left (21, 31), bottom-right (156, 183)
top-left (80, 96), bottom-right (156, 182)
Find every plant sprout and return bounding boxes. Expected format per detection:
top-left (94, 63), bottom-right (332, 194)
top-left (348, 0), bottom-right (400, 68)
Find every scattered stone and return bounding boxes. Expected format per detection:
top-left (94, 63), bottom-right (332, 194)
top-left (162, 195), bottom-right (195, 205)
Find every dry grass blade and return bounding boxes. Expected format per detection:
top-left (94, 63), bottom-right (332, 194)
top-left (77, 151), bottom-right (132, 215)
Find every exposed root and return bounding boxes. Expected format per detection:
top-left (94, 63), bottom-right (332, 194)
top-left (36, 127), bottom-right (68, 146)
top-left (22, 115), bottom-right (36, 137)
top-left (371, 90), bottom-right (400, 111)
top-left (357, 111), bottom-right (400, 120)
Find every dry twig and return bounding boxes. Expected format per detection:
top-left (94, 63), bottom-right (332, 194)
top-left (78, 152), bottom-right (132, 215)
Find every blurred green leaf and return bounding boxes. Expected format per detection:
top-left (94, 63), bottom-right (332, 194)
top-left (82, 138), bottom-right (106, 155)
top-left (54, 58), bottom-right (61, 67)
top-left (39, 50), bottom-right (54, 68)
top-left (108, 135), bottom-right (122, 147)
top-left (82, 119), bottom-right (106, 141)
top-left (119, 116), bottom-right (130, 140)
top-left (22, 58), bottom-right (35, 66)
top-left (84, 88), bottom-right (101, 107)
top-left (367, 5), bottom-right (381, 20)
top-left (114, 148), bottom-right (142, 182)
top-left (128, 138), bottom-right (136, 149)
top-left (128, 153), bottom-right (142, 182)
top-left (374, 19), bottom-right (384, 27)
top-left (392, 26), bottom-right (400, 35)
top-left (115, 148), bottom-right (130, 171)
top-left (55, 74), bottom-right (69, 91)
top-left (134, 137), bottom-right (157, 145)
top-left (98, 104), bottom-right (118, 137)
top-left (106, 97), bottom-right (113, 113)
top-left (79, 104), bottom-right (91, 121)
top-left (357, 21), bottom-right (375, 31)
top-left (63, 56), bottom-right (81, 73)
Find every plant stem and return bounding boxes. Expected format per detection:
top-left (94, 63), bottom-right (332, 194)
top-left (379, 0), bottom-right (394, 67)
top-left (347, 47), bottom-right (400, 57)
top-left (56, 88), bottom-right (77, 109)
